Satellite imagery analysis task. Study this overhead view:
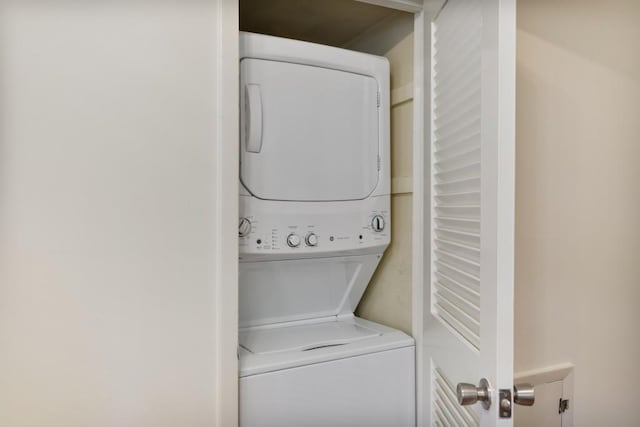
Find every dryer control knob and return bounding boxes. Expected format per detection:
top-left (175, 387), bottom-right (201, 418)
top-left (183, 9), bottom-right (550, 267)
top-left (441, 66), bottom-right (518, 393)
top-left (286, 233), bottom-right (301, 248)
top-left (239, 217), bottom-right (252, 237)
top-left (305, 233), bottom-right (318, 247)
top-left (372, 215), bottom-right (385, 232)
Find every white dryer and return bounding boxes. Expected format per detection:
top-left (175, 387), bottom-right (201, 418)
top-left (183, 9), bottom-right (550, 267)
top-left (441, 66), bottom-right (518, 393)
top-left (238, 32), bottom-right (415, 427)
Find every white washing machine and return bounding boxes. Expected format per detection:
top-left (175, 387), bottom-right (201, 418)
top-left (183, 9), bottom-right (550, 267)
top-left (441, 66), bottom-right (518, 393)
top-left (238, 32), bottom-right (415, 427)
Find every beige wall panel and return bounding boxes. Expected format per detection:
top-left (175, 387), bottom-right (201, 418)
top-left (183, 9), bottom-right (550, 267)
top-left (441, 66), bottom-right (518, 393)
top-left (0, 2), bottom-right (228, 426)
top-left (515, 0), bottom-right (640, 425)
top-left (354, 18), bottom-right (414, 335)
top-left (357, 194), bottom-right (413, 334)
top-left (391, 101), bottom-right (414, 182)
top-left (387, 30), bottom-right (414, 90)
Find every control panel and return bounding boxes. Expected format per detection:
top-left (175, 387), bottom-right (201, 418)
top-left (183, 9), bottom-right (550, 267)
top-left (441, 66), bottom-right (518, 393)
top-left (238, 196), bottom-right (390, 260)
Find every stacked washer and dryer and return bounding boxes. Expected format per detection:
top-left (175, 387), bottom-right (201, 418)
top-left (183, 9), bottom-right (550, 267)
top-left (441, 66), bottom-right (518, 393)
top-left (238, 32), bottom-right (415, 427)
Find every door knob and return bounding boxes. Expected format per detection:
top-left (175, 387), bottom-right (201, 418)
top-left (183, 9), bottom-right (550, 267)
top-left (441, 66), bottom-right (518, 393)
top-left (514, 383), bottom-right (535, 406)
top-left (456, 378), bottom-right (492, 409)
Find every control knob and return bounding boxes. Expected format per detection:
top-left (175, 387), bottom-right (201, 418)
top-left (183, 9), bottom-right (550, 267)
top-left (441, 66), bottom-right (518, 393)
top-left (371, 215), bottom-right (385, 232)
top-left (238, 217), bottom-right (252, 237)
top-left (286, 233), bottom-right (301, 248)
top-left (305, 233), bottom-right (318, 247)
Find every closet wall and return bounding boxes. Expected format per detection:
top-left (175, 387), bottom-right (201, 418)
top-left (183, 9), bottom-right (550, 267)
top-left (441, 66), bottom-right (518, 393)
top-left (347, 14), bottom-right (415, 336)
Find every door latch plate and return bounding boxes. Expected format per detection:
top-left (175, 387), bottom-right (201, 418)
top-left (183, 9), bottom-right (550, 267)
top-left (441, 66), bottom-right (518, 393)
top-left (559, 398), bottom-right (569, 414)
top-left (499, 389), bottom-right (512, 418)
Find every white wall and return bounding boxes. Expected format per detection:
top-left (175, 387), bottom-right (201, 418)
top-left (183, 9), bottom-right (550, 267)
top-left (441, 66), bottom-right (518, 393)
top-left (0, 2), bottom-right (237, 426)
top-left (515, 0), bottom-right (640, 425)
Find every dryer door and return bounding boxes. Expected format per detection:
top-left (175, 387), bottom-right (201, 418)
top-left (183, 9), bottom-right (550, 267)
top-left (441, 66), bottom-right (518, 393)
top-left (240, 59), bottom-right (380, 202)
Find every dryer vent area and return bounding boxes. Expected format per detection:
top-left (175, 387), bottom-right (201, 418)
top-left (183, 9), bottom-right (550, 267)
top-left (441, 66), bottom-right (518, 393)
top-left (239, 0), bottom-right (415, 336)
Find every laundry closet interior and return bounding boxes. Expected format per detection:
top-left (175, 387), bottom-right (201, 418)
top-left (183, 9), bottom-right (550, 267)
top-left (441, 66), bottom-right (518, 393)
top-left (239, 0), bottom-right (417, 340)
top-left (236, 0), bottom-right (423, 425)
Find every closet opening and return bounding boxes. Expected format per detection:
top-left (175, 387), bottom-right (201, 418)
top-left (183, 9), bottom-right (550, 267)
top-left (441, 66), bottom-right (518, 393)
top-left (239, 0), bottom-right (416, 337)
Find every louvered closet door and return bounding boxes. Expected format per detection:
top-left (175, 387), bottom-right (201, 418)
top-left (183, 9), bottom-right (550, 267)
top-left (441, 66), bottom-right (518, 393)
top-left (422, 0), bottom-right (516, 425)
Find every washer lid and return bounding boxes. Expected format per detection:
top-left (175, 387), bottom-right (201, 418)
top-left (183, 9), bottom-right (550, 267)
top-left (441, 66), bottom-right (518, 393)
top-left (240, 321), bottom-right (380, 355)
top-left (240, 58), bottom-right (380, 202)
top-left (238, 316), bottom-right (415, 377)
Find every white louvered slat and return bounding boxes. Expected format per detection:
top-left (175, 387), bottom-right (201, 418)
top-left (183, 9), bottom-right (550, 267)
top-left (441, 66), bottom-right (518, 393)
top-left (435, 297), bottom-right (479, 339)
top-left (434, 118), bottom-right (481, 150)
top-left (434, 43), bottom-right (480, 86)
top-left (433, 0), bottom-right (481, 44)
top-left (435, 134), bottom-right (480, 161)
top-left (434, 86), bottom-right (480, 125)
top-left (435, 205), bottom-right (480, 219)
top-left (435, 262), bottom-right (480, 293)
top-left (434, 238), bottom-right (479, 262)
top-left (433, 15), bottom-right (480, 57)
top-left (435, 283), bottom-right (480, 323)
top-left (436, 285), bottom-right (480, 325)
top-left (435, 388), bottom-right (465, 425)
top-left (434, 84), bottom-right (480, 119)
top-left (434, 249), bottom-right (479, 276)
top-left (436, 146), bottom-right (477, 166)
top-left (434, 30), bottom-right (481, 81)
top-left (433, 367), bottom-right (479, 427)
top-left (434, 217), bottom-right (479, 235)
top-left (435, 395), bottom-right (457, 427)
top-left (434, 64), bottom-right (480, 99)
top-left (435, 380), bottom-right (472, 426)
top-left (435, 405), bottom-right (454, 427)
top-left (433, 39), bottom-right (480, 83)
top-left (435, 272), bottom-right (480, 306)
top-left (434, 110), bottom-right (481, 141)
top-left (435, 227), bottom-right (480, 248)
top-left (435, 191), bottom-right (480, 207)
top-left (434, 147), bottom-right (480, 173)
top-left (434, 162), bottom-right (480, 184)
top-left (432, 0), bottom-right (482, 351)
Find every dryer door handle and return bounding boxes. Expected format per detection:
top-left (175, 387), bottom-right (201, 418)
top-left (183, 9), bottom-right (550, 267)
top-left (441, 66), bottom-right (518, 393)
top-left (245, 84), bottom-right (263, 153)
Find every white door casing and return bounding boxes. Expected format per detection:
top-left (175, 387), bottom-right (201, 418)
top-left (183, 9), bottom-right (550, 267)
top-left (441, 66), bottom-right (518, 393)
top-left (215, 0), bottom-right (240, 426)
top-left (418, 0), bottom-right (516, 426)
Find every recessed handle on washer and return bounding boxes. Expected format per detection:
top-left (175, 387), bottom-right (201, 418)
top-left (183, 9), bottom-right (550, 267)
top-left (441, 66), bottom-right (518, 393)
top-left (245, 84), bottom-right (263, 153)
